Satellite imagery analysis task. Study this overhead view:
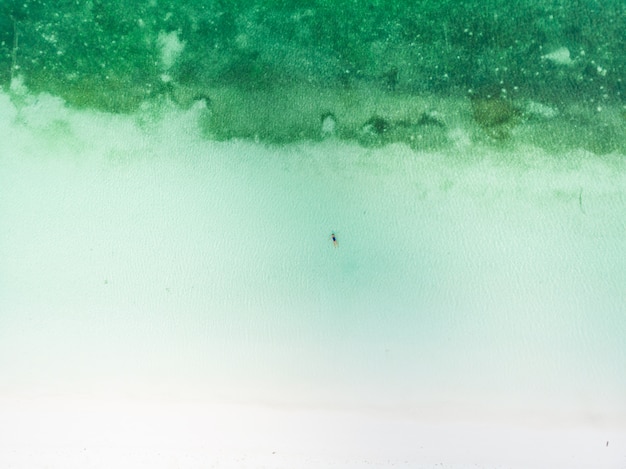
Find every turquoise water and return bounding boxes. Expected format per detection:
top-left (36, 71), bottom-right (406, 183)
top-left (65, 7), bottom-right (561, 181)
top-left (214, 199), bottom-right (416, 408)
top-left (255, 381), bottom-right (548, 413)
top-left (1, 3), bottom-right (626, 467)
top-left (1, 92), bottom-right (625, 421)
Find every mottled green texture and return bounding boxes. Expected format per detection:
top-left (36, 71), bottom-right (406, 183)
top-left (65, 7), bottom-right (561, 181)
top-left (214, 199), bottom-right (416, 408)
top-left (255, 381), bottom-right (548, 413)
top-left (3, 1), bottom-right (626, 108)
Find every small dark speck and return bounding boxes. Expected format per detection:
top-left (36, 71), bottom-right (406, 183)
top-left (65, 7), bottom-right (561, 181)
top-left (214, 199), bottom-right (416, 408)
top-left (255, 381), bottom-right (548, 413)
top-left (104, 279), bottom-right (108, 285)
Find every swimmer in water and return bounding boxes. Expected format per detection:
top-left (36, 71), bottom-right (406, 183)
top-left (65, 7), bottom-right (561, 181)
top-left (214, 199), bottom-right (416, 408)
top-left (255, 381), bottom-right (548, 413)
top-left (330, 232), bottom-right (338, 247)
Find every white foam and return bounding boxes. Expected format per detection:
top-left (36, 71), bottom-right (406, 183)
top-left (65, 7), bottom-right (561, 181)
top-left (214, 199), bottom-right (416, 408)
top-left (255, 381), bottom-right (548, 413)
top-left (542, 46), bottom-right (574, 65)
top-left (157, 30), bottom-right (185, 70)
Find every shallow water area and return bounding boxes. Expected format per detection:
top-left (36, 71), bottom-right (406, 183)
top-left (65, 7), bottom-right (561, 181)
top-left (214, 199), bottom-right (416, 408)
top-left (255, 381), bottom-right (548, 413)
top-left (1, 90), bottom-right (626, 468)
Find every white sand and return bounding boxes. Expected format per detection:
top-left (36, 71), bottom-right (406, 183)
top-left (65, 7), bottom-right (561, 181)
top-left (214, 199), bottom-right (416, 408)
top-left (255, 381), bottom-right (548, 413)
top-left (0, 396), bottom-right (623, 469)
top-left (1, 92), bottom-right (625, 468)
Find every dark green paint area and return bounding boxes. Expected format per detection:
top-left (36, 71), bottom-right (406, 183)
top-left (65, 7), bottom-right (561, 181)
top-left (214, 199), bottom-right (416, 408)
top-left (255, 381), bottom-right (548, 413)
top-left (2, 1), bottom-right (626, 150)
